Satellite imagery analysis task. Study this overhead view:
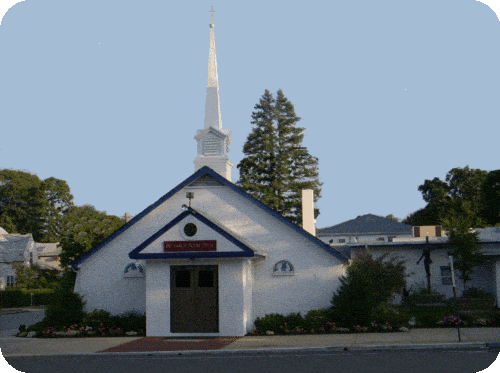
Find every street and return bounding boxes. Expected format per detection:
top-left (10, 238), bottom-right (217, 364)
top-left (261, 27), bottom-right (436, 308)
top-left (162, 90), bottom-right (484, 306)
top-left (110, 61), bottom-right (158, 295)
top-left (3, 348), bottom-right (500, 373)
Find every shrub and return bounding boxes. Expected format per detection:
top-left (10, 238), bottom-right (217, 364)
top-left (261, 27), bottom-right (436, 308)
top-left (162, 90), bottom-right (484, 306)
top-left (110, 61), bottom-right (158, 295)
top-left (305, 309), bottom-right (333, 331)
top-left (371, 303), bottom-right (411, 328)
top-left (330, 251), bottom-right (407, 327)
top-left (43, 289), bottom-right (86, 328)
top-left (83, 309), bottom-right (112, 329)
top-left (461, 287), bottom-right (495, 300)
top-left (109, 311), bottom-right (146, 332)
top-left (254, 313), bottom-right (287, 334)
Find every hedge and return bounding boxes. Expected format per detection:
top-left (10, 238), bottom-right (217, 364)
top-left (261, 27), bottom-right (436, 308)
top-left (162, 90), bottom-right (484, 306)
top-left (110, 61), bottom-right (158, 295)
top-left (0, 288), bottom-right (57, 308)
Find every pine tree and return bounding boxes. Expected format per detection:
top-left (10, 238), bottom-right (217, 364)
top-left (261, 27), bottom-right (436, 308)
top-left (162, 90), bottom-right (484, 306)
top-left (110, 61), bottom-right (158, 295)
top-left (236, 89), bottom-right (323, 227)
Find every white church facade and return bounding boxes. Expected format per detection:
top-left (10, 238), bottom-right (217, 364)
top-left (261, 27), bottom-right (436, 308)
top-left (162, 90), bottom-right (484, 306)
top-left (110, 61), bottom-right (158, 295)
top-left (71, 12), bottom-right (348, 337)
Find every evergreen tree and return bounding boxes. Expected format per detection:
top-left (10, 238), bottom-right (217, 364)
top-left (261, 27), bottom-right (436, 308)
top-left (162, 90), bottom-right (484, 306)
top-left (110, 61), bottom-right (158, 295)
top-left (236, 89), bottom-right (323, 227)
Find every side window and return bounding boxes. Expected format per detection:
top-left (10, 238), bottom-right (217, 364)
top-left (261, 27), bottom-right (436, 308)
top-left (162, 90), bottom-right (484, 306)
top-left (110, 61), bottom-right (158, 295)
top-left (440, 266), bottom-right (452, 285)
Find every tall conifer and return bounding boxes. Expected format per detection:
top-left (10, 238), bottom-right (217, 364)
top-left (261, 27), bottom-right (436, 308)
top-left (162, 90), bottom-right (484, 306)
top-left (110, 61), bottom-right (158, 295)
top-left (237, 89), bottom-right (322, 227)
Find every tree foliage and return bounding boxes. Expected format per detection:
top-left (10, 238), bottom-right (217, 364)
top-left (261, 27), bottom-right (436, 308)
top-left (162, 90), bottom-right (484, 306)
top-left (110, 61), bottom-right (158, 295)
top-left (0, 169), bottom-right (74, 242)
top-left (481, 170), bottom-right (500, 226)
top-left (330, 252), bottom-right (407, 326)
top-left (403, 166), bottom-right (495, 227)
top-left (11, 263), bottom-right (61, 289)
top-left (59, 204), bottom-right (125, 269)
top-left (236, 89), bottom-right (323, 227)
top-left (442, 212), bottom-right (486, 291)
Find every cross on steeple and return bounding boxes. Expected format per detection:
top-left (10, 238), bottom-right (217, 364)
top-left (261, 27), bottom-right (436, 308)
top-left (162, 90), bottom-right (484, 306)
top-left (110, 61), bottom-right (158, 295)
top-left (208, 6), bottom-right (216, 23)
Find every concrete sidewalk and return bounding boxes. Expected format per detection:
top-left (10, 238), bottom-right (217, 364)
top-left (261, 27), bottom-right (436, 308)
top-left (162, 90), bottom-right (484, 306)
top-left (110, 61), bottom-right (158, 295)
top-left (1, 328), bottom-right (500, 357)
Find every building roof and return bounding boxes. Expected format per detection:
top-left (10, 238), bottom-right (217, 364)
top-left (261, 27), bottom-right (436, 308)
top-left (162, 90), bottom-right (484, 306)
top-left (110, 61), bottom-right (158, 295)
top-left (0, 227), bottom-right (8, 235)
top-left (72, 166), bottom-right (348, 268)
top-left (317, 214), bottom-right (412, 236)
top-left (335, 227), bottom-right (500, 250)
top-left (0, 233), bottom-right (33, 263)
top-left (35, 242), bottom-right (62, 256)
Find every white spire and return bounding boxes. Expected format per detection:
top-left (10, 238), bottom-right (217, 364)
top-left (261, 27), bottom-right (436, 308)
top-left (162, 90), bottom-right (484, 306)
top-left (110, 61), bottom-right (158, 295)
top-left (204, 6), bottom-right (222, 130)
top-left (194, 6), bottom-right (233, 181)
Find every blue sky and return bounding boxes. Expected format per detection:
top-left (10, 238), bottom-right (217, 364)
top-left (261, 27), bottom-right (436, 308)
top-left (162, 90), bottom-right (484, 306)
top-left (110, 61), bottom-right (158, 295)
top-left (1, 0), bottom-right (499, 229)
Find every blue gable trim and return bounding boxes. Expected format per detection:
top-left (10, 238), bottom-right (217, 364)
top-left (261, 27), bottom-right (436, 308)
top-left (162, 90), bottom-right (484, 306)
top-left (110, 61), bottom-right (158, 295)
top-left (129, 207), bottom-right (256, 259)
top-left (72, 166), bottom-right (347, 267)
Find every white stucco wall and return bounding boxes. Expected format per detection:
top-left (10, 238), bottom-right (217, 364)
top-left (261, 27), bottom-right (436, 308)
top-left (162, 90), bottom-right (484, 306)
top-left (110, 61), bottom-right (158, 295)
top-left (74, 181), bottom-right (347, 335)
top-left (367, 247), bottom-right (497, 300)
top-left (145, 258), bottom-right (251, 337)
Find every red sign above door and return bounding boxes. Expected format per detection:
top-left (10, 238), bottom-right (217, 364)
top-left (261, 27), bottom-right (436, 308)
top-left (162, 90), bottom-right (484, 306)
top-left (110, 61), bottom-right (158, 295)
top-left (164, 240), bottom-right (217, 252)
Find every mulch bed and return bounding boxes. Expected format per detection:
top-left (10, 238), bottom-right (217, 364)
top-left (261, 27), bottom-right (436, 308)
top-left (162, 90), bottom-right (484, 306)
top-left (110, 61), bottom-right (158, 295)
top-left (98, 337), bottom-right (242, 353)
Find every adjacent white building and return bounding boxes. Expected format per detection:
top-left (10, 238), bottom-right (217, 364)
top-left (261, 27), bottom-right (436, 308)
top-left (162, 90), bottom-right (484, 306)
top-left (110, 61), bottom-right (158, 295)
top-left (0, 228), bottom-right (38, 290)
top-left (70, 13), bottom-right (348, 337)
top-left (316, 214), bottom-right (413, 245)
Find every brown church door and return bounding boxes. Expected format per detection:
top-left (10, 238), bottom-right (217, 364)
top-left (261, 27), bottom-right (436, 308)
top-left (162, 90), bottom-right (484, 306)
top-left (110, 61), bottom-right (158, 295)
top-left (170, 265), bottom-right (219, 333)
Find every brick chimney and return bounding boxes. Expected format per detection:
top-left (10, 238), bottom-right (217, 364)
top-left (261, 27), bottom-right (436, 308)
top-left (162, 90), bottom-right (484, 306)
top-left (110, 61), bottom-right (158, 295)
top-left (302, 189), bottom-right (316, 236)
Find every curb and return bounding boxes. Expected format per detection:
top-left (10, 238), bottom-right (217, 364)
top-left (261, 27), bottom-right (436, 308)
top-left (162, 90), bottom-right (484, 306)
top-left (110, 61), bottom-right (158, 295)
top-left (2, 342), bottom-right (490, 358)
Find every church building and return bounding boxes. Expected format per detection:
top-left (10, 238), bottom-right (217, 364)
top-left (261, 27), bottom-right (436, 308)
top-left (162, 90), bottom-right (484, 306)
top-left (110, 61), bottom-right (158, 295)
top-left (71, 10), bottom-right (348, 337)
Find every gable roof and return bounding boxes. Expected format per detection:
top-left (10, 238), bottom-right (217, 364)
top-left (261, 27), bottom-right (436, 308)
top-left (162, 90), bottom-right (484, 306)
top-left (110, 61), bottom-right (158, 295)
top-left (317, 214), bottom-right (412, 236)
top-left (71, 166), bottom-right (348, 268)
top-left (0, 233), bottom-right (34, 263)
top-left (129, 207), bottom-right (262, 259)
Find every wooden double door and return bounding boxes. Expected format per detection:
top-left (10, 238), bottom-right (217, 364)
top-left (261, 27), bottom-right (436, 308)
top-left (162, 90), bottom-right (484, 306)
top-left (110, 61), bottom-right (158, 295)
top-left (170, 265), bottom-right (219, 333)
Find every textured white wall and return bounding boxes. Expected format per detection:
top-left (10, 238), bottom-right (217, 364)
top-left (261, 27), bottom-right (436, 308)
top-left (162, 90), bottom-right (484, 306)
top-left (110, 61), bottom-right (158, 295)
top-left (74, 181), bottom-right (346, 335)
top-left (146, 258), bottom-right (248, 337)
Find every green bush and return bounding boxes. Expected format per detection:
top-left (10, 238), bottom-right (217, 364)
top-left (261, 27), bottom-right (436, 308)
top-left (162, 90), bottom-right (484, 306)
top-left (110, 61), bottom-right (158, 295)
top-left (254, 313), bottom-right (287, 334)
top-left (330, 252), bottom-right (407, 327)
top-left (109, 311), bottom-right (146, 332)
top-left (371, 303), bottom-right (411, 328)
top-left (461, 287), bottom-right (495, 300)
top-left (83, 309), bottom-right (112, 329)
top-left (304, 309), bottom-right (333, 331)
top-left (0, 289), bottom-right (30, 308)
top-left (43, 289), bottom-right (86, 328)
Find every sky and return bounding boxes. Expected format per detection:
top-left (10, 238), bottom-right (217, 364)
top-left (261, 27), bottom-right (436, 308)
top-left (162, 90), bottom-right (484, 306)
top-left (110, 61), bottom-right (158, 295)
top-left (0, 0), bottom-right (499, 230)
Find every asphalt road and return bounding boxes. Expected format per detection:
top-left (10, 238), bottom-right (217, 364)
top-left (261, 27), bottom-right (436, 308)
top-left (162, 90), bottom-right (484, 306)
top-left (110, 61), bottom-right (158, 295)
top-left (3, 348), bottom-right (499, 373)
top-left (0, 310), bottom-right (46, 334)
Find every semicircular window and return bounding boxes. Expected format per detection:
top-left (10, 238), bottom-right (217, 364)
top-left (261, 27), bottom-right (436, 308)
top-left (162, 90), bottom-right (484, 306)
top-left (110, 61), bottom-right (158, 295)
top-left (124, 262), bottom-right (144, 278)
top-left (272, 260), bottom-right (294, 276)
top-left (184, 223), bottom-right (197, 237)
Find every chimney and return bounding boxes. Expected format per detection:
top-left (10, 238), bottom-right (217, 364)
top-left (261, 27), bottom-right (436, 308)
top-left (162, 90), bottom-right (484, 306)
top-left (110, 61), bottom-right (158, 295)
top-left (302, 189), bottom-right (316, 236)
top-left (125, 212), bottom-right (131, 223)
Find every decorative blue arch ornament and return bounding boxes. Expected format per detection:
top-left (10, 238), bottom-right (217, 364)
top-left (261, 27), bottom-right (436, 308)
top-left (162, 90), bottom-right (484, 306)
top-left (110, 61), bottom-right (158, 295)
top-left (124, 262), bottom-right (144, 278)
top-left (272, 260), bottom-right (294, 276)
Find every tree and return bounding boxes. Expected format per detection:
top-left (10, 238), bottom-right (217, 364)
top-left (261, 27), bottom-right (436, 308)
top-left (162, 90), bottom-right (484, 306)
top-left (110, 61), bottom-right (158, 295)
top-left (403, 166), bottom-right (488, 227)
top-left (236, 89), bottom-right (323, 227)
top-left (59, 204), bottom-right (126, 269)
top-left (0, 169), bottom-right (74, 242)
top-left (442, 208), bottom-right (486, 291)
top-left (40, 177), bottom-right (74, 243)
top-left (385, 214), bottom-right (400, 222)
top-left (11, 263), bottom-right (61, 289)
top-left (0, 169), bottom-right (49, 240)
top-left (481, 169), bottom-right (500, 226)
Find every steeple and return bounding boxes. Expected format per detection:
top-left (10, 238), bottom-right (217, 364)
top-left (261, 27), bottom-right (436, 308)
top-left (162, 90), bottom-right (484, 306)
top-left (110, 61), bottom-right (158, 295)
top-left (204, 6), bottom-right (222, 130)
top-left (194, 7), bottom-right (233, 181)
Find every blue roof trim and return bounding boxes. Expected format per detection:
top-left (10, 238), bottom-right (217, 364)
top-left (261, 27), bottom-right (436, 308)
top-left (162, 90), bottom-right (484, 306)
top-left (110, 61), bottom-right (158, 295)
top-left (129, 207), bottom-right (256, 259)
top-left (72, 166), bottom-right (347, 267)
